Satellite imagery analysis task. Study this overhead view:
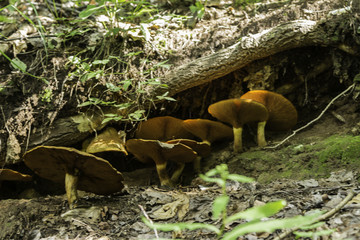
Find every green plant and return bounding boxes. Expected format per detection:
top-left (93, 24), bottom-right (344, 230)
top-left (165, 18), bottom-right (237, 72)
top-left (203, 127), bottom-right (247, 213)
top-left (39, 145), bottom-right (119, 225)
top-left (293, 222), bottom-right (335, 239)
top-left (143, 164), bottom-right (324, 240)
top-left (190, 0), bottom-right (207, 19)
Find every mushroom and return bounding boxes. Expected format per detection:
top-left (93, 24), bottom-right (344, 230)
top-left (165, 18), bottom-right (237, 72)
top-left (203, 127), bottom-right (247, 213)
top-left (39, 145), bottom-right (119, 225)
top-left (135, 116), bottom-right (194, 141)
top-left (208, 98), bottom-right (269, 152)
top-left (126, 139), bottom-right (197, 186)
top-left (85, 127), bottom-right (128, 171)
top-left (0, 169), bottom-right (32, 187)
top-left (240, 90), bottom-right (298, 131)
top-left (166, 139), bottom-right (211, 173)
top-left (182, 119), bottom-right (233, 145)
top-left (85, 127), bottom-right (127, 155)
top-left (23, 146), bottom-right (124, 209)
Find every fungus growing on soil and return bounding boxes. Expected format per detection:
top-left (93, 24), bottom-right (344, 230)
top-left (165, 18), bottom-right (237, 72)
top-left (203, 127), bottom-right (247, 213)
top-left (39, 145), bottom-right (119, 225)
top-left (23, 146), bottom-right (124, 209)
top-left (240, 90), bottom-right (298, 131)
top-left (0, 169), bottom-right (32, 187)
top-left (167, 139), bottom-right (211, 173)
top-left (135, 116), bottom-right (194, 141)
top-left (208, 98), bottom-right (269, 152)
top-left (126, 139), bottom-right (197, 186)
top-left (85, 127), bottom-right (128, 155)
top-left (182, 119), bottom-right (233, 145)
top-left (84, 127), bottom-right (128, 171)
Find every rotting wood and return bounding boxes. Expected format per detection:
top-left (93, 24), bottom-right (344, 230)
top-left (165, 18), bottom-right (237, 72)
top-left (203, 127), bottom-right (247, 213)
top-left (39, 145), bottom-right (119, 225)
top-left (27, 113), bottom-right (105, 149)
top-left (153, 12), bottom-right (359, 98)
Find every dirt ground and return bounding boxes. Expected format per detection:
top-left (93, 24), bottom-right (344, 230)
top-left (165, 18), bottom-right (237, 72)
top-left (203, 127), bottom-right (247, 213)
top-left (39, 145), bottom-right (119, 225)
top-left (1, 0), bottom-right (360, 239)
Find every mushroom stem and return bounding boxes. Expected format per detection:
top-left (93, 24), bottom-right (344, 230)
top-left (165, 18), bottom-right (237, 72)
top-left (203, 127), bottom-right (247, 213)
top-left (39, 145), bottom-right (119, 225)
top-left (171, 162), bottom-right (185, 183)
top-left (257, 121), bottom-right (267, 147)
top-left (65, 169), bottom-right (79, 209)
top-left (233, 127), bottom-right (243, 153)
top-left (155, 161), bottom-right (173, 187)
top-left (193, 156), bottom-right (202, 173)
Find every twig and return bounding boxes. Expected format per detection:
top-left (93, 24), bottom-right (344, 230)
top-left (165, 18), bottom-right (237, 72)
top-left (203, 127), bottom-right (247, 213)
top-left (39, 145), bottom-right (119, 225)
top-left (274, 189), bottom-right (356, 240)
top-left (139, 204), bottom-right (159, 239)
top-left (265, 84), bottom-right (355, 149)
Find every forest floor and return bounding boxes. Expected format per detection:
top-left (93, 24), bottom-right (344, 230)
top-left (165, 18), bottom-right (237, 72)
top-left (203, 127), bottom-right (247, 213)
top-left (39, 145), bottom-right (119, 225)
top-left (1, 99), bottom-right (360, 240)
top-left (1, 0), bottom-right (360, 239)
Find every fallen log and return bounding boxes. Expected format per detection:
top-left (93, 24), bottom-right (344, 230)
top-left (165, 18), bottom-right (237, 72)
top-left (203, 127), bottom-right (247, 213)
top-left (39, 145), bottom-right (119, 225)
top-left (153, 11), bottom-right (359, 98)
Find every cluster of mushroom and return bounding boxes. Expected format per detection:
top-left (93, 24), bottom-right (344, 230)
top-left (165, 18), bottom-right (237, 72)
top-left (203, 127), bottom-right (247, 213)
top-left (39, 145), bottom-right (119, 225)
top-left (22, 128), bottom-right (127, 209)
top-left (208, 90), bottom-right (298, 153)
top-left (126, 90), bottom-right (297, 187)
top-left (12, 90), bottom-right (296, 207)
top-left (126, 116), bottom-right (233, 186)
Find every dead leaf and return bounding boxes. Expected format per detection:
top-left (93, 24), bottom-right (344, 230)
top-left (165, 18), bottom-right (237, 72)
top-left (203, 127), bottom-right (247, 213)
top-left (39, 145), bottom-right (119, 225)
top-left (152, 193), bottom-right (189, 221)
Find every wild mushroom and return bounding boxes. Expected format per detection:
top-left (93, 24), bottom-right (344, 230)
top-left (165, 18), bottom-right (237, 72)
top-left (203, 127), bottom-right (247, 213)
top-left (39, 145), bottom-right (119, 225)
top-left (85, 127), bottom-right (128, 171)
top-left (240, 90), bottom-right (298, 131)
top-left (85, 127), bottom-right (127, 155)
top-left (23, 146), bottom-right (124, 209)
top-left (0, 169), bottom-right (32, 187)
top-left (182, 119), bottom-right (233, 145)
top-left (167, 139), bottom-right (211, 173)
top-left (135, 116), bottom-right (194, 141)
top-left (126, 139), bottom-right (197, 186)
top-left (208, 98), bottom-right (269, 152)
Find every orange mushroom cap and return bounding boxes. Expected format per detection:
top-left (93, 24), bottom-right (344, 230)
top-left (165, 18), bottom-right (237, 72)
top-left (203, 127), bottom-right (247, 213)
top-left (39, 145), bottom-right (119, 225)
top-left (240, 90), bottom-right (297, 131)
top-left (208, 98), bottom-right (269, 128)
top-left (182, 119), bottom-right (233, 145)
top-left (135, 116), bottom-right (194, 141)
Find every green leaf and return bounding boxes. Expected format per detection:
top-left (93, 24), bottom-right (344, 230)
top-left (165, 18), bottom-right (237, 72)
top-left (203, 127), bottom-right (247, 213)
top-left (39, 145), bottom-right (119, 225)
top-left (157, 91), bottom-right (176, 101)
top-left (11, 58), bottom-right (27, 72)
top-left (79, 5), bottom-right (104, 18)
top-left (298, 221), bottom-right (325, 230)
top-left (227, 174), bottom-right (254, 183)
top-left (200, 174), bottom-right (226, 187)
top-left (129, 110), bottom-right (145, 120)
top-left (106, 82), bottom-right (122, 92)
top-left (294, 229), bottom-right (335, 238)
top-left (125, 51), bottom-right (143, 57)
top-left (121, 80), bottom-right (132, 91)
top-left (77, 101), bottom-right (94, 107)
top-left (225, 200), bottom-right (287, 224)
top-left (222, 212), bottom-right (323, 240)
top-left (113, 102), bottom-right (132, 109)
top-left (93, 59), bottom-right (110, 65)
top-left (212, 195), bottom-right (229, 220)
top-left (142, 217), bottom-right (220, 234)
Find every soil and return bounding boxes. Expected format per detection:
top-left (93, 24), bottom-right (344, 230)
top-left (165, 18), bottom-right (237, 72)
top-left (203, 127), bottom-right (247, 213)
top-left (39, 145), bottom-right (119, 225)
top-left (1, 0), bottom-right (360, 239)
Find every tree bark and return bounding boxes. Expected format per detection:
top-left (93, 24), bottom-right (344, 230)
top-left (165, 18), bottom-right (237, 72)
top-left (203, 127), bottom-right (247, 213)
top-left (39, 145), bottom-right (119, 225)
top-left (153, 12), bottom-right (359, 98)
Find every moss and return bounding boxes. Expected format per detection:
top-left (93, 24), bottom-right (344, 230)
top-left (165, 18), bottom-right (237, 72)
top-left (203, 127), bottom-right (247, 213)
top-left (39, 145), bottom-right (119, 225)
top-left (228, 134), bottom-right (360, 184)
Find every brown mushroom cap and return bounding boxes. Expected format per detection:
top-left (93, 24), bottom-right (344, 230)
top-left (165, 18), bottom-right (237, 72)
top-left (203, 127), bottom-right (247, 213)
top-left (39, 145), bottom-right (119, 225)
top-left (208, 98), bottom-right (269, 128)
top-left (126, 139), bottom-right (197, 186)
top-left (166, 139), bottom-right (211, 157)
top-left (240, 90), bottom-right (297, 131)
top-left (0, 169), bottom-right (32, 182)
top-left (208, 98), bottom-right (269, 152)
top-left (23, 146), bottom-right (124, 195)
top-left (126, 139), bottom-right (197, 164)
top-left (86, 127), bottom-right (127, 155)
top-left (135, 116), bottom-right (194, 141)
top-left (182, 119), bottom-right (233, 145)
